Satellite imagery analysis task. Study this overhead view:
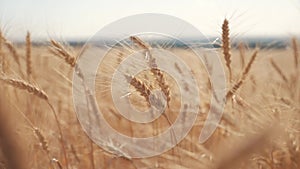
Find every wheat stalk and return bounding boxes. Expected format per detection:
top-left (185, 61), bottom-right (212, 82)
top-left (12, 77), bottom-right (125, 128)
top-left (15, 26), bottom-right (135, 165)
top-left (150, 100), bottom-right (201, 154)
top-left (0, 76), bottom-right (69, 168)
top-left (226, 50), bottom-right (258, 100)
top-left (292, 38), bottom-right (298, 70)
top-left (26, 31), bottom-right (32, 81)
top-left (49, 39), bottom-right (76, 67)
top-left (3, 38), bottom-right (21, 66)
top-left (270, 58), bottom-right (288, 82)
top-left (222, 19), bottom-right (232, 82)
top-left (0, 77), bottom-right (48, 100)
top-left (130, 36), bottom-right (151, 50)
top-left (0, 31), bottom-right (8, 74)
top-left (2, 37), bottom-right (24, 77)
top-left (129, 36), bottom-right (171, 107)
top-left (238, 42), bottom-right (246, 69)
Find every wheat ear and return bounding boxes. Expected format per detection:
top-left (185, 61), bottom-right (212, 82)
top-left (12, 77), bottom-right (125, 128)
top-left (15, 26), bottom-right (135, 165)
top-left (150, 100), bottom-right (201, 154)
top-left (130, 36), bottom-right (151, 50)
top-left (226, 50), bottom-right (258, 100)
top-left (2, 37), bottom-right (23, 77)
top-left (222, 19), bottom-right (232, 82)
top-left (151, 68), bottom-right (171, 107)
top-left (125, 74), bottom-right (151, 105)
top-left (33, 127), bottom-right (50, 154)
top-left (49, 39), bottom-right (76, 67)
top-left (4, 40), bottom-right (20, 66)
top-left (129, 36), bottom-right (171, 107)
top-left (0, 30), bottom-right (3, 72)
top-left (0, 77), bottom-right (48, 100)
top-left (26, 31), bottom-right (32, 81)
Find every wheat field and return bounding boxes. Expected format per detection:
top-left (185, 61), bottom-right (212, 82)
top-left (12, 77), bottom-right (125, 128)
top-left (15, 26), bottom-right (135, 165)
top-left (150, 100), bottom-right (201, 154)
top-left (0, 19), bottom-right (299, 169)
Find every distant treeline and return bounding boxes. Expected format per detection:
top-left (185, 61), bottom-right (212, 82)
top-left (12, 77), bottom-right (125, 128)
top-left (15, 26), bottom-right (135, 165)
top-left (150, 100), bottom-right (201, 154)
top-left (16, 37), bottom-right (290, 49)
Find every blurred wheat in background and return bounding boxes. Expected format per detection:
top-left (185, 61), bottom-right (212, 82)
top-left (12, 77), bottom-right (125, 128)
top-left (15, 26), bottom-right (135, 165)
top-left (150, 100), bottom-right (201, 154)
top-left (0, 18), bottom-right (299, 169)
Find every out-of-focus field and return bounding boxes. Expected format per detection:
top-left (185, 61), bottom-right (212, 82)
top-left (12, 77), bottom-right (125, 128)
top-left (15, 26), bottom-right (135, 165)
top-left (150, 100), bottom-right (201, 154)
top-left (0, 35), bottom-right (299, 169)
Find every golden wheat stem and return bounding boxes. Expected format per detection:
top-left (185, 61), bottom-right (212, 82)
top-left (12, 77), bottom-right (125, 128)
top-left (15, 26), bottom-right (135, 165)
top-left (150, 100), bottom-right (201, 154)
top-left (15, 107), bottom-right (55, 169)
top-left (90, 141), bottom-right (95, 169)
top-left (51, 158), bottom-right (63, 169)
top-left (3, 38), bottom-right (24, 77)
top-left (47, 102), bottom-right (69, 169)
top-left (0, 76), bottom-right (69, 168)
top-left (238, 42), bottom-right (245, 69)
top-left (0, 30), bottom-right (3, 73)
top-left (270, 58), bottom-right (288, 82)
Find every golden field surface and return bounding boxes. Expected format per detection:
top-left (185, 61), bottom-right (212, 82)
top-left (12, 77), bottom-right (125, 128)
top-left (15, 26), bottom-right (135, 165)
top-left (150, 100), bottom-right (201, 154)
top-left (0, 30), bottom-right (299, 169)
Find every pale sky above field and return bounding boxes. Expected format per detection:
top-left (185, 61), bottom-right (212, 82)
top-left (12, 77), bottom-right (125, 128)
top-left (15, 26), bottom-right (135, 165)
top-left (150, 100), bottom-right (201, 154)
top-left (0, 0), bottom-right (300, 40)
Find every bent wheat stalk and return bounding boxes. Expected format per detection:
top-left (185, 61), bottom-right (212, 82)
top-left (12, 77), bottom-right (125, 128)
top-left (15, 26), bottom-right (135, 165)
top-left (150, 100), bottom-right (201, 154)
top-left (2, 37), bottom-right (24, 77)
top-left (49, 39), bottom-right (76, 67)
top-left (130, 36), bottom-right (171, 107)
top-left (270, 58), bottom-right (288, 82)
top-left (226, 50), bottom-right (258, 100)
top-left (0, 76), bottom-right (69, 169)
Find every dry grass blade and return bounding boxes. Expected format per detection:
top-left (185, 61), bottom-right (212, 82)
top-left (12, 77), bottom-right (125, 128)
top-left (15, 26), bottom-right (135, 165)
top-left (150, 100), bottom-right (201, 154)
top-left (222, 19), bottom-right (232, 82)
top-left (26, 31), bottom-right (32, 81)
top-left (226, 50), bottom-right (258, 100)
top-left (49, 39), bottom-right (76, 67)
top-left (292, 38), bottom-right (298, 69)
top-left (270, 58), bottom-right (288, 82)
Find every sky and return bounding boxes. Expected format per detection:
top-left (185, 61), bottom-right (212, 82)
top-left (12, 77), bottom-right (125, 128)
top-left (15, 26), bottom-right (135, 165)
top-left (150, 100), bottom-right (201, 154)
top-left (0, 0), bottom-right (300, 41)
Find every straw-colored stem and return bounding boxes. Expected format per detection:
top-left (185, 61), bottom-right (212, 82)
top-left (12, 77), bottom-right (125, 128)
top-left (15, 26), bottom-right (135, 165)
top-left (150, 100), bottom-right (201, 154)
top-left (270, 58), bottom-right (288, 82)
top-left (226, 50), bottom-right (258, 100)
top-left (0, 76), bottom-right (69, 168)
